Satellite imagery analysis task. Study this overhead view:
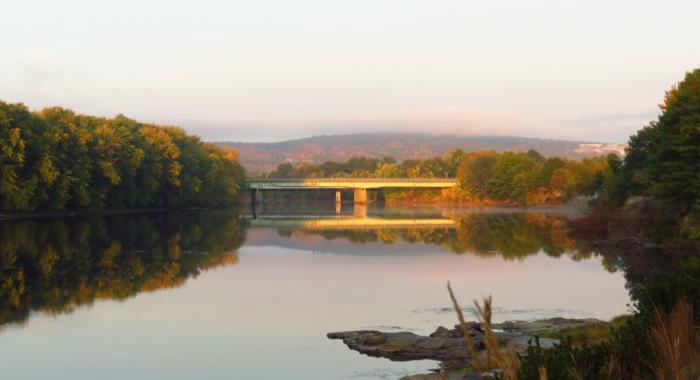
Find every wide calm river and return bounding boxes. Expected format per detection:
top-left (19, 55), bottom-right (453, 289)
top-left (0, 206), bottom-right (630, 379)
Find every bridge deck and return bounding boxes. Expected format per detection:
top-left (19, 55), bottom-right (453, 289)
top-left (246, 178), bottom-right (457, 189)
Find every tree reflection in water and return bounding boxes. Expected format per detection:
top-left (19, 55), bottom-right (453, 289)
top-left (1, 209), bottom-right (691, 335)
top-left (0, 211), bottom-right (245, 328)
top-left (278, 213), bottom-right (597, 262)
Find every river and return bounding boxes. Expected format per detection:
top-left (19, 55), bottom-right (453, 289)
top-left (0, 206), bottom-right (630, 379)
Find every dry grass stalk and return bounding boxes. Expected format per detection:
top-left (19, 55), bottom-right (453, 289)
top-left (447, 282), bottom-right (521, 380)
top-left (447, 281), bottom-right (483, 375)
top-left (570, 353), bottom-right (584, 380)
top-left (473, 296), bottom-right (520, 380)
top-left (650, 297), bottom-right (698, 380)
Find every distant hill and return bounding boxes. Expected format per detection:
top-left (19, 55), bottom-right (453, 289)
top-left (215, 133), bottom-right (625, 172)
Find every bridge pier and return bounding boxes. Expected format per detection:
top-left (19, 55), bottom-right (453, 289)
top-left (251, 189), bottom-right (263, 204)
top-left (335, 190), bottom-right (342, 213)
top-left (353, 188), bottom-right (367, 204)
top-left (354, 204), bottom-right (367, 217)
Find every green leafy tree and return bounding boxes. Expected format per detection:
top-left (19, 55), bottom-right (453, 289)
top-left (457, 151), bottom-right (497, 200)
top-left (486, 152), bottom-right (538, 201)
top-left (0, 101), bottom-right (245, 213)
top-left (624, 69), bottom-right (700, 211)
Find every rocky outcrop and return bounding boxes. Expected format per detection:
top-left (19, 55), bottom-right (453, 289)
top-left (328, 318), bottom-right (597, 375)
top-left (327, 323), bottom-right (482, 370)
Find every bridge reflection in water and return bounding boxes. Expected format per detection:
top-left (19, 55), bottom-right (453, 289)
top-left (245, 214), bottom-right (455, 230)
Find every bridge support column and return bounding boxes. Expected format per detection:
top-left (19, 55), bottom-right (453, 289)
top-left (354, 204), bottom-right (367, 218)
top-left (335, 190), bottom-right (342, 213)
top-left (353, 188), bottom-right (367, 204)
top-left (251, 189), bottom-right (263, 204)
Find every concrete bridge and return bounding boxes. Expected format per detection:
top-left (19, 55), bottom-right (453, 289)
top-left (245, 178), bottom-right (457, 205)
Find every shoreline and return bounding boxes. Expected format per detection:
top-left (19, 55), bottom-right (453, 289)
top-left (0, 205), bottom-right (241, 222)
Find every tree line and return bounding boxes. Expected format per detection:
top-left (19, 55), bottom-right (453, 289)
top-left (517, 69), bottom-right (700, 379)
top-left (264, 69), bottom-right (700, 235)
top-left (265, 150), bottom-right (620, 205)
top-left (0, 102), bottom-right (245, 213)
top-left (621, 69), bottom-right (700, 235)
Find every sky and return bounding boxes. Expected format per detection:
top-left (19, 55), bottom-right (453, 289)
top-left (1, 0), bottom-right (699, 143)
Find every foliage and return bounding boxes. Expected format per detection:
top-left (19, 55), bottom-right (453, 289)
top-left (518, 337), bottom-right (611, 380)
top-left (265, 149), bottom-right (616, 205)
top-left (624, 69), bottom-right (700, 211)
top-left (0, 102), bottom-right (245, 212)
top-left (518, 252), bottom-right (700, 380)
top-left (457, 150), bottom-right (497, 200)
top-left (539, 315), bottom-right (631, 347)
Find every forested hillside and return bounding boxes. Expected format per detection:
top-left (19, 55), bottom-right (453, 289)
top-left (218, 134), bottom-right (624, 172)
top-left (0, 102), bottom-right (245, 213)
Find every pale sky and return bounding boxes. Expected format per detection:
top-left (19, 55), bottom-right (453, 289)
top-left (1, 0), bottom-right (699, 143)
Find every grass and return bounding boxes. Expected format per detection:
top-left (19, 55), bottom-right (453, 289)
top-left (539, 315), bottom-right (631, 347)
top-left (447, 282), bottom-right (522, 380)
top-left (445, 283), bottom-right (700, 380)
top-left (650, 297), bottom-right (700, 380)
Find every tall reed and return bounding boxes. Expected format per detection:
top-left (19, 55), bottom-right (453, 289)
top-left (446, 282), bottom-right (522, 380)
top-left (650, 297), bottom-right (699, 380)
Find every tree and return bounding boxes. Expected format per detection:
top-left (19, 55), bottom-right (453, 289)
top-left (457, 151), bottom-right (497, 200)
top-left (486, 152), bottom-right (538, 201)
top-left (273, 163), bottom-right (293, 178)
top-left (0, 101), bottom-right (245, 213)
top-left (443, 149), bottom-right (467, 177)
top-left (624, 69), bottom-right (700, 210)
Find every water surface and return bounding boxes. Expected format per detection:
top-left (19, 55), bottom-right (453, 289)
top-left (0, 206), bottom-right (630, 379)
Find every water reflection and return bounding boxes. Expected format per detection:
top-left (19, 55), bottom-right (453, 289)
top-left (0, 211), bottom-right (245, 328)
top-left (0, 208), bottom-right (627, 331)
top-left (0, 207), bottom-right (639, 379)
top-left (248, 210), bottom-right (598, 262)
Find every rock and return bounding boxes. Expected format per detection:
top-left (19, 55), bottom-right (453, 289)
top-left (429, 326), bottom-right (453, 338)
top-left (383, 339), bottom-right (416, 353)
top-left (416, 337), bottom-right (446, 350)
top-left (328, 318), bottom-right (593, 374)
top-left (327, 329), bottom-right (471, 367)
top-left (364, 332), bottom-right (388, 345)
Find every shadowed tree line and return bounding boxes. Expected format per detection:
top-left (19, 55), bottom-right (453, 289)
top-left (0, 102), bottom-right (245, 213)
top-left (618, 69), bottom-right (700, 239)
top-left (515, 69), bottom-right (700, 379)
top-left (0, 211), bottom-right (245, 327)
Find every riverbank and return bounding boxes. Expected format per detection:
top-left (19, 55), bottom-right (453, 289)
top-left (0, 205), bottom-right (241, 221)
top-left (328, 317), bottom-right (608, 379)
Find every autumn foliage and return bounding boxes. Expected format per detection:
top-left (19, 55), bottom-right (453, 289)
top-left (0, 102), bottom-right (245, 212)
